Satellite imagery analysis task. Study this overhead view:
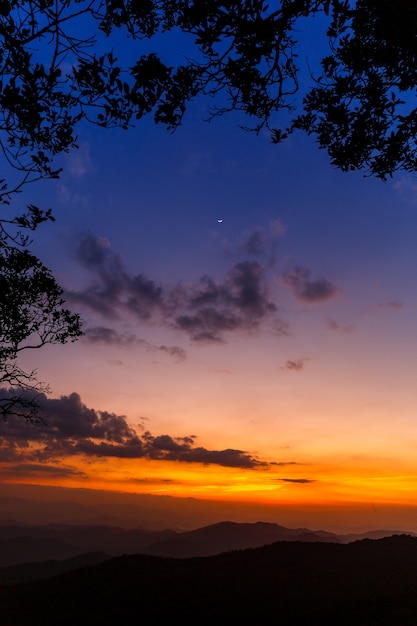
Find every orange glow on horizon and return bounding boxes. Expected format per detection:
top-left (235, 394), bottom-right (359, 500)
top-left (3, 452), bottom-right (417, 508)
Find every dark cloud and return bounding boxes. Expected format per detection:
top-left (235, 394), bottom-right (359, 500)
top-left (68, 234), bottom-right (278, 343)
top-left (68, 234), bottom-right (163, 320)
top-left (126, 274), bottom-right (164, 320)
top-left (174, 261), bottom-right (277, 341)
top-left (0, 441), bottom-right (28, 462)
top-left (278, 478), bottom-right (316, 483)
top-left (326, 319), bottom-right (354, 334)
top-left (129, 477), bottom-right (177, 484)
top-left (0, 389), bottom-right (269, 470)
top-left (228, 261), bottom-right (275, 317)
top-left (70, 235), bottom-right (129, 318)
top-left (142, 431), bottom-right (268, 468)
top-left (175, 311), bottom-right (234, 343)
top-left (281, 359), bottom-right (308, 372)
top-left (5, 463), bottom-right (87, 478)
top-left (85, 326), bottom-right (138, 346)
top-left (84, 327), bottom-right (186, 362)
top-left (282, 267), bottom-right (339, 303)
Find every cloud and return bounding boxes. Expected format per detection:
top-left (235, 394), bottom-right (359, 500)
top-left (68, 234), bottom-right (157, 319)
top-left (270, 461), bottom-right (299, 466)
top-left (141, 432), bottom-right (268, 468)
top-left (278, 478), bottom-right (316, 483)
top-left (363, 300), bottom-right (405, 316)
top-left (105, 359), bottom-right (125, 367)
top-left (171, 264), bottom-right (277, 342)
top-left (65, 143), bottom-right (94, 178)
top-left (281, 359), bottom-right (309, 372)
top-left (129, 477), bottom-right (177, 484)
top-left (242, 231), bottom-right (268, 256)
top-left (281, 267), bottom-right (340, 303)
top-left (84, 327), bottom-right (186, 362)
top-left (392, 175), bottom-right (417, 201)
top-left (381, 300), bottom-right (404, 310)
top-left (326, 319), bottom-right (354, 334)
top-left (158, 345), bottom-right (187, 362)
top-left (269, 219), bottom-right (287, 237)
top-left (67, 234), bottom-right (278, 342)
top-left (56, 182), bottom-right (90, 208)
top-left (5, 463), bottom-right (87, 478)
top-left (0, 389), bottom-right (270, 470)
top-left (224, 220), bottom-right (286, 260)
top-left (271, 317), bottom-right (291, 337)
top-left (85, 326), bottom-right (139, 346)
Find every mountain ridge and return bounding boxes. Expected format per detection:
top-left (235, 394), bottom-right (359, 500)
top-left (1, 534), bottom-right (417, 624)
top-left (0, 518), bottom-right (414, 577)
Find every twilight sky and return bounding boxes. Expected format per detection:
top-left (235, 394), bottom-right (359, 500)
top-left (1, 20), bottom-right (417, 530)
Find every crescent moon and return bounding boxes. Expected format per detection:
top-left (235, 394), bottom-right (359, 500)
top-left (217, 219), bottom-right (223, 223)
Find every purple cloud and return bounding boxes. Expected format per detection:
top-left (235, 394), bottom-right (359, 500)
top-left (67, 234), bottom-right (278, 343)
top-left (282, 266), bottom-right (339, 303)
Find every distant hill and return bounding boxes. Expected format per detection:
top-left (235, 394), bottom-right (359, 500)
top-left (0, 523), bottom-right (176, 566)
top-left (1, 535), bottom-right (417, 624)
top-left (0, 552), bottom-right (110, 585)
top-left (0, 520), bottom-right (413, 569)
top-left (140, 520), bottom-right (341, 558)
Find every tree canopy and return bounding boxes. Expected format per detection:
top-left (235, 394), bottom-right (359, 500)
top-left (0, 234), bottom-right (82, 421)
top-left (0, 0), bottom-right (416, 192)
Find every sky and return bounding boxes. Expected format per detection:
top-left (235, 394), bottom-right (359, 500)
top-left (1, 10), bottom-right (417, 532)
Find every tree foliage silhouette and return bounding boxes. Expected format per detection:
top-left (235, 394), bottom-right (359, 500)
top-left (0, 0), bottom-right (416, 190)
top-left (0, 240), bottom-right (82, 422)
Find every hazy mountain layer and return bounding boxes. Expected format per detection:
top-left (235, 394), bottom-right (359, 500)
top-left (1, 535), bottom-right (417, 625)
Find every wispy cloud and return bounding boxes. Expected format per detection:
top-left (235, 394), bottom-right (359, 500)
top-left (363, 300), bottom-right (405, 315)
top-left (392, 175), bottom-right (417, 202)
top-left (223, 220), bottom-right (286, 260)
top-left (326, 319), bottom-right (354, 334)
top-left (281, 358), bottom-right (309, 372)
top-left (380, 300), bottom-right (404, 310)
top-left (271, 318), bottom-right (291, 337)
top-left (5, 463), bottom-right (87, 478)
top-left (65, 143), bottom-right (94, 178)
top-left (278, 478), bottom-right (316, 483)
top-left (84, 327), bottom-right (187, 362)
top-left (270, 461), bottom-right (299, 466)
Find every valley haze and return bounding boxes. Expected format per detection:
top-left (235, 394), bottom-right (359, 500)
top-left (1, 483), bottom-right (417, 535)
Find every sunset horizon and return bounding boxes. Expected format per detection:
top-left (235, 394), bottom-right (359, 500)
top-left (1, 2), bottom-right (417, 547)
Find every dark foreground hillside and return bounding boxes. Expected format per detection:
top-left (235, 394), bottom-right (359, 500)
top-left (1, 535), bottom-right (417, 625)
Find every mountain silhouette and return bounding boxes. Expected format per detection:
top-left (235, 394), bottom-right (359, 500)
top-left (0, 523), bottom-right (176, 566)
top-left (140, 520), bottom-right (341, 557)
top-left (1, 535), bottom-right (417, 624)
top-left (0, 552), bottom-right (110, 585)
top-left (0, 519), bottom-right (413, 569)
